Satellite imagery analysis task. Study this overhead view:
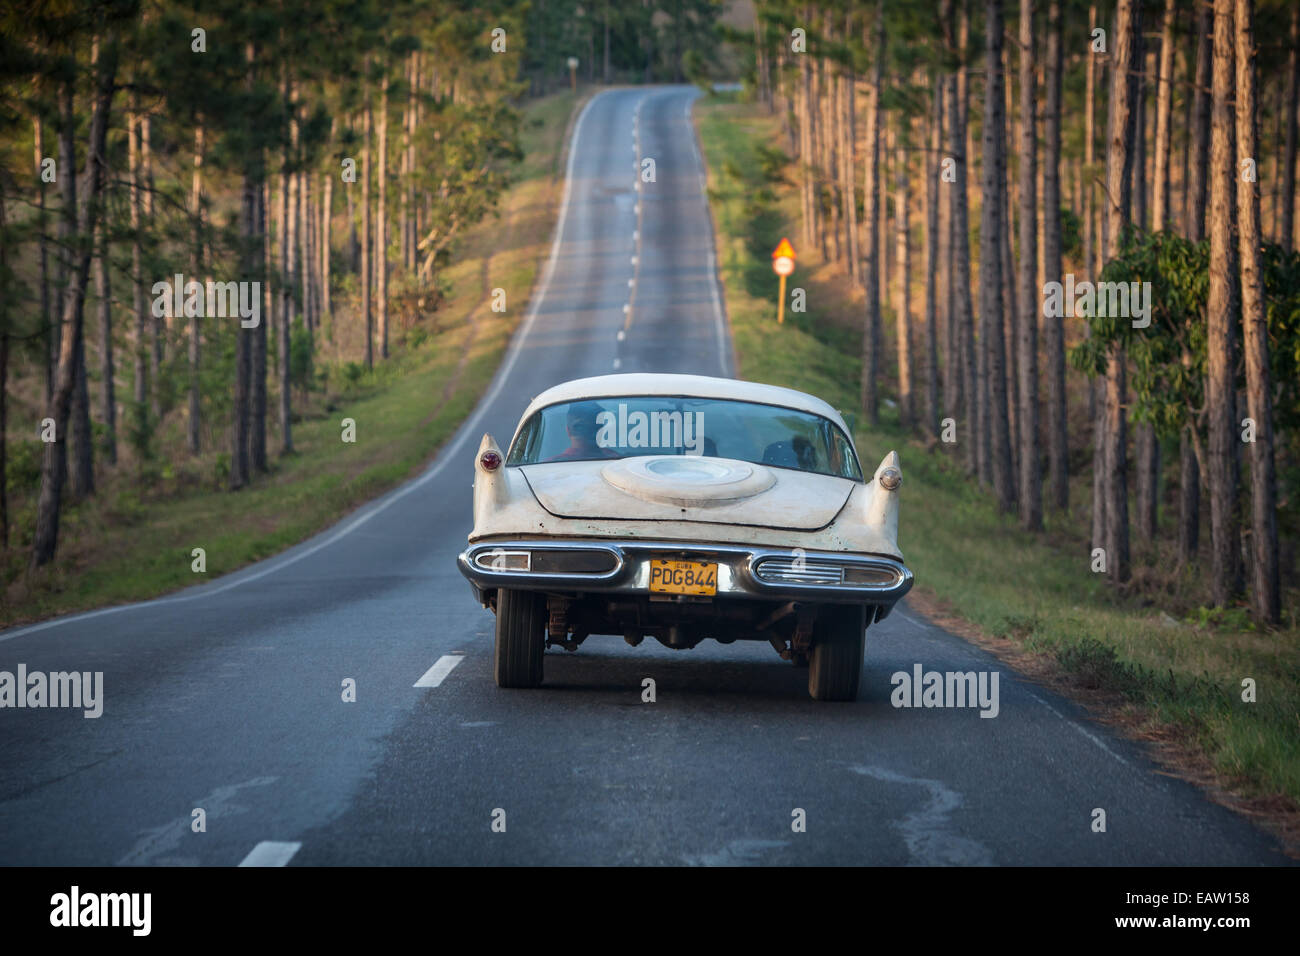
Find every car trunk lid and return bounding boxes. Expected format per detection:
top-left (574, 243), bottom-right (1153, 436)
top-left (518, 456), bottom-right (854, 531)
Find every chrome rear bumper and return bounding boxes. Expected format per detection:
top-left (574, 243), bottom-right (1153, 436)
top-left (456, 538), bottom-right (913, 618)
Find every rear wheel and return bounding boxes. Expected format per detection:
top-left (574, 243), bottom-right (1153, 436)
top-left (494, 589), bottom-right (546, 688)
top-left (808, 605), bottom-right (866, 701)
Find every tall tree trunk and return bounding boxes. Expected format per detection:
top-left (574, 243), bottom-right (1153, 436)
top-left (860, 1), bottom-right (884, 424)
top-left (998, 153), bottom-right (1019, 502)
top-left (1189, 0), bottom-right (1213, 243)
top-left (881, 124), bottom-right (891, 301)
top-left (1283, 7), bottom-right (1298, 252)
top-left (1132, 39), bottom-right (1148, 233)
top-left (1178, 0), bottom-right (1214, 564)
top-left (232, 47), bottom-right (260, 489)
top-left (817, 37), bottom-right (833, 262)
top-left (362, 70), bottom-right (374, 370)
top-left (70, 296), bottom-right (93, 500)
top-left (1135, 426), bottom-right (1159, 541)
top-left (263, 177), bottom-right (275, 449)
top-left (378, 68), bottom-right (390, 359)
top-left (53, 77), bottom-right (77, 505)
top-left (841, 11), bottom-right (859, 286)
top-left (1128, 7), bottom-right (1159, 548)
top-left (346, 122), bottom-right (359, 274)
top-left (1206, 0), bottom-right (1242, 605)
top-left (94, 163), bottom-right (116, 467)
top-left (1234, 0), bottom-right (1279, 624)
top-left (59, 67), bottom-right (94, 500)
top-left (895, 133), bottom-right (912, 430)
top-left (1044, 0), bottom-right (1067, 512)
top-left (141, 108), bottom-right (161, 424)
top-left (0, 186), bottom-right (7, 546)
top-left (1101, 0), bottom-right (1138, 584)
top-left (278, 69), bottom-right (296, 454)
top-left (1178, 426), bottom-right (1201, 562)
top-left (128, 94), bottom-right (147, 447)
top-left (251, 175), bottom-right (268, 475)
top-left (981, 0), bottom-right (1015, 513)
top-left (408, 54), bottom-right (419, 273)
top-left (799, 20), bottom-right (816, 254)
top-left (321, 171), bottom-right (333, 320)
top-left (1017, 0), bottom-right (1041, 531)
top-left (826, 27), bottom-right (843, 265)
top-left (0, 322), bottom-right (6, 549)
top-left (1084, 5), bottom-right (1097, 279)
top-left (33, 36), bottom-right (116, 566)
top-left (945, 0), bottom-right (976, 475)
top-left (1153, 0), bottom-right (1176, 232)
top-left (188, 119), bottom-right (205, 456)
top-left (998, 41), bottom-right (1019, 494)
top-left (755, 17), bottom-right (770, 111)
top-left (401, 54), bottom-right (412, 273)
top-left (924, 81), bottom-right (941, 438)
top-left (941, 116), bottom-right (956, 424)
top-left (301, 169), bottom-right (313, 335)
top-left (1003, 41), bottom-right (1020, 487)
top-left (35, 108), bottom-right (53, 401)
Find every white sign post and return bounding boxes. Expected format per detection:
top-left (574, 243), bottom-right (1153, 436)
top-left (771, 237), bottom-right (796, 324)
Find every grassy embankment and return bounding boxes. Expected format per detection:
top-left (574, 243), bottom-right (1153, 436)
top-left (2, 90), bottom-right (584, 626)
top-left (695, 93), bottom-right (1300, 822)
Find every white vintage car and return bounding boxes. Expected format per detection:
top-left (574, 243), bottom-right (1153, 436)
top-left (457, 373), bottom-right (913, 701)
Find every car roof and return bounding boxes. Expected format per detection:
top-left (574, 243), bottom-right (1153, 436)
top-left (518, 373), bottom-right (853, 436)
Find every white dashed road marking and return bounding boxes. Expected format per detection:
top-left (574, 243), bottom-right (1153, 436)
top-left (414, 654), bottom-right (464, 688)
top-left (238, 841), bottom-right (302, 867)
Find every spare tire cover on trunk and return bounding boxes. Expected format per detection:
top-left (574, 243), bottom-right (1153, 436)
top-left (599, 456), bottom-right (776, 507)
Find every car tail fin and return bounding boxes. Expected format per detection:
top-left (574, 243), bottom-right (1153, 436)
top-left (864, 450), bottom-right (902, 539)
top-left (474, 434), bottom-right (509, 527)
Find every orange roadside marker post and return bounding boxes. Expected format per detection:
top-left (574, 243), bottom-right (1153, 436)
top-left (771, 237), bottom-right (796, 324)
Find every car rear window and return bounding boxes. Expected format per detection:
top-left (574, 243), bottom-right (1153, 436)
top-left (507, 396), bottom-right (863, 480)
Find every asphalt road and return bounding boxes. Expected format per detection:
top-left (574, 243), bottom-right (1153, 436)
top-left (0, 87), bottom-right (1289, 866)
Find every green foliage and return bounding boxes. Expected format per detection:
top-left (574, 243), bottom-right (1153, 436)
top-left (1069, 230), bottom-right (1207, 434)
top-left (1059, 205), bottom-right (1082, 262)
top-left (522, 0), bottom-right (722, 89)
top-left (342, 361), bottom-right (366, 386)
top-left (1069, 231), bottom-right (1300, 542)
top-left (1186, 604), bottom-right (1257, 632)
top-left (755, 144), bottom-right (791, 186)
top-left (289, 327), bottom-right (314, 394)
top-left (682, 48), bottom-right (712, 92)
top-left (126, 400), bottom-right (153, 464)
top-left (1054, 637), bottom-right (1143, 695)
top-left (4, 439), bottom-right (42, 495)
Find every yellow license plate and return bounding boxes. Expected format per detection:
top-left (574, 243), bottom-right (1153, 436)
top-left (648, 559), bottom-right (718, 596)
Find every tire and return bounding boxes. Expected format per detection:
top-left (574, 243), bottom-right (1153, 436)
top-left (494, 589), bottom-right (546, 688)
top-left (808, 604), bottom-right (866, 701)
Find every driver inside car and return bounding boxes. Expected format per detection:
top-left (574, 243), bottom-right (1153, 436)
top-left (551, 402), bottom-right (619, 461)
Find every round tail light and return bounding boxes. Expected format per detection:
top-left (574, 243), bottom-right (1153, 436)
top-left (479, 450), bottom-right (502, 471)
